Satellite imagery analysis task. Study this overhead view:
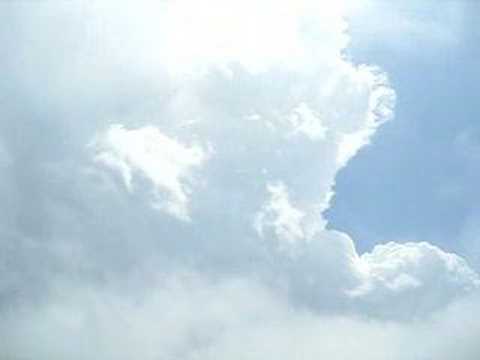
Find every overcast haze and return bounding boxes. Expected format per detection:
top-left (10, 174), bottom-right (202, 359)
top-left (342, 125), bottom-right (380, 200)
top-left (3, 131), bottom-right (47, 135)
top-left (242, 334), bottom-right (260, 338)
top-left (0, 1), bottom-right (479, 359)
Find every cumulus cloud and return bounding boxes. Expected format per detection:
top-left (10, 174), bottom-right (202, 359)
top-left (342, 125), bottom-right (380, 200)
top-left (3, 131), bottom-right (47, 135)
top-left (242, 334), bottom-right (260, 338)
top-left (353, 241), bottom-right (480, 317)
top-left (0, 0), bottom-right (478, 359)
top-left (279, 102), bottom-right (329, 140)
top-left (93, 124), bottom-right (208, 220)
top-left (254, 181), bottom-right (315, 252)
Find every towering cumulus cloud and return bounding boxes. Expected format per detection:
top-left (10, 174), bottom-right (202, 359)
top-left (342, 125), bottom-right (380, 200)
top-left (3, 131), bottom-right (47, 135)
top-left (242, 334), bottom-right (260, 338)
top-left (0, 1), bottom-right (478, 359)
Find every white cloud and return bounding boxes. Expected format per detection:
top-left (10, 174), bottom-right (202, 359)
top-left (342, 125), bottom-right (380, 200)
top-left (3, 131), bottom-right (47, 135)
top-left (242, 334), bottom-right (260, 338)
top-left (71, 0), bottom-right (478, 319)
top-left (336, 66), bottom-right (396, 166)
top-left (93, 125), bottom-right (208, 220)
top-left (286, 102), bottom-right (328, 140)
top-left (2, 273), bottom-right (479, 360)
top-left (254, 182), bottom-right (333, 257)
top-left (361, 242), bottom-right (480, 293)
top-left (350, 241), bottom-right (480, 317)
top-left (0, 0), bottom-right (478, 358)
top-left (254, 182), bottom-right (308, 251)
top-left (156, 0), bottom-right (349, 75)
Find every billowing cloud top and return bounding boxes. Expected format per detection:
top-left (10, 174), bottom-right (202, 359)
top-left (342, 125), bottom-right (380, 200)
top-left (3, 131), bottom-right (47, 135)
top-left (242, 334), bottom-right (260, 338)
top-left (0, 0), bottom-right (478, 359)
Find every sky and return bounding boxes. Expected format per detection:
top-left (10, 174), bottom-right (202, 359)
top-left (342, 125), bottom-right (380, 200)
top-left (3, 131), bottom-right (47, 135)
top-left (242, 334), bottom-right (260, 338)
top-left (0, 1), bottom-right (479, 359)
top-left (328, 0), bottom-right (480, 267)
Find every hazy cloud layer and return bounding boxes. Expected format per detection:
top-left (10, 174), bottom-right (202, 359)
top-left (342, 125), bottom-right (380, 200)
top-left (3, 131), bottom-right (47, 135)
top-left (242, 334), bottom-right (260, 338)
top-left (0, 1), bottom-right (478, 359)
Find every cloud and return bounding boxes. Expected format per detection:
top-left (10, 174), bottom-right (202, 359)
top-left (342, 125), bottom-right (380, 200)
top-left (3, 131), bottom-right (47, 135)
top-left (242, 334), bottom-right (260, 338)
top-left (0, 0), bottom-right (478, 359)
top-left (254, 181), bottom-right (320, 254)
top-left (335, 66), bottom-right (395, 167)
top-left (1, 274), bottom-right (479, 360)
top-left (353, 241), bottom-right (480, 317)
top-left (93, 124), bottom-right (208, 220)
